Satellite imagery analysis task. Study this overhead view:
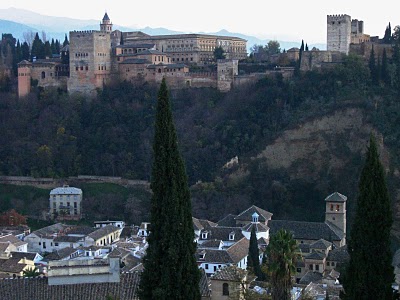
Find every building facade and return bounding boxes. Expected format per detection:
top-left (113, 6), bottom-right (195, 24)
top-left (49, 185), bottom-right (82, 220)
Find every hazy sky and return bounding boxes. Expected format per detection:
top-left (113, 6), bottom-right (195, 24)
top-left (1, 0), bottom-right (398, 43)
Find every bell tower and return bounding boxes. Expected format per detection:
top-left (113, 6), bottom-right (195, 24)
top-left (325, 192), bottom-right (347, 235)
top-left (100, 12), bottom-right (113, 33)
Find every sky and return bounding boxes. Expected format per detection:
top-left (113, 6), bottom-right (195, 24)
top-left (0, 0), bottom-right (398, 43)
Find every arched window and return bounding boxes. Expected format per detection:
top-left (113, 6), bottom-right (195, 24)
top-left (41, 71), bottom-right (45, 79)
top-left (222, 283), bottom-right (229, 296)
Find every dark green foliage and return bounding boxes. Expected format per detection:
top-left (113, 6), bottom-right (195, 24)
top-left (120, 32), bottom-right (124, 46)
top-left (213, 46), bottom-right (226, 60)
top-left (369, 46), bottom-right (378, 85)
top-left (23, 267), bottom-right (41, 278)
top-left (63, 34), bottom-right (69, 47)
top-left (265, 229), bottom-right (299, 300)
top-left (31, 33), bottom-right (45, 60)
top-left (341, 136), bottom-right (394, 299)
top-left (44, 41), bottom-right (52, 58)
top-left (381, 48), bottom-right (390, 85)
top-left (21, 41), bottom-right (30, 60)
top-left (138, 79), bottom-right (200, 300)
top-left (247, 226), bottom-right (264, 280)
top-left (383, 23), bottom-right (392, 44)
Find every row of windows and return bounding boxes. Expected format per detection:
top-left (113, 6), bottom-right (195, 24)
top-left (172, 57), bottom-right (193, 62)
top-left (97, 53), bottom-right (107, 57)
top-left (75, 53), bottom-right (88, 57)
top-left (52, 195), bottom-right (79, 200)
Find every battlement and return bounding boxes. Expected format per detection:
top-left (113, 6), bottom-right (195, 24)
top-left (327, 14), bottom-right (351, 22)
top-left (70, 30), bottom-right (103, 36)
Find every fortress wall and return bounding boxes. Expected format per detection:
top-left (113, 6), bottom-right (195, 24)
top-left (327, 14), bottom-right (352, 54)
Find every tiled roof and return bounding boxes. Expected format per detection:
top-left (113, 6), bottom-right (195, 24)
top-left (299, 243), bottom-right (311, 254)
top-left (65, 226), bottom-right (96, 236)
top-left (226, 238), bottom-right (250, 264)
top-left (45, 247), bottom-right (78, 261)
top-left (310, 239), bottom-right (332, 250)
top-left (53, 235), bottom-right (83, 243)
top-left (0, 235), bottom-right (27, 248)
top-left (103, 12), bottom-right (110, 21)
top-left (31, 223), bottom-right (68, 238)
top-left (241, 222), bottom-right (269, 233)
top-left (200, 269), bottom-right (211, 297)
top-left (0, 258), bottom-right (27, 273)
top-left (193, 218), bottom-right (217, 231)
top-left (115, 43), bottom-right (155, 49)
top-left (108, 247), bottom-right (131, 259)
top-left (305, 251), bottom-right (326, 261)
top-left (10, 252), bottom-right (38, 261)
top-left (196, 248), bottom-right (232, 264)
top-left (0, 242), bottom-right (11, 252)
top-left (199, 227), bottom-right (244, 242)
top-left (50, 186), bottom-right (82, 195)
top-left (121, 255), bottom-right (142, 273)
top-left (299, 271), bottom-right (323, 285)
top-left (257, 237), bottom-right (269, 246)
top-left (193, 217), bottom-right (203, 231)
top-left (325, 192), bottom-right (347, 203)
top-left (211, 265), bottom-right (247, 281)
top-left (119, 58), bottom-right (150, 65)
top-left (327, 245), bottom-right (349, 263)
top-left (199, 239), bottom-right (223, 248)
top-left (0, 272), bottom-right (140, 300)
top-left (268, 220), bottom-right (342, 242)
top-left (217, 214), bottom-right (237, 227)
top-left (87, 225), bottom-right (120, 241)
top-left (235, 205), bottom-right (273, 223)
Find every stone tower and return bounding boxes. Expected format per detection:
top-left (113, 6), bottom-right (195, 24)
top-left (325, 192), bottom-right (347, 235)
top-left (100, 12), bottom-right (113, 33)
top-left (68, 29), bottom-right (112, 95)
top-left (327, 14), bottom-right (351, 54)
top-left (17, 60), bottom-right (32, 97)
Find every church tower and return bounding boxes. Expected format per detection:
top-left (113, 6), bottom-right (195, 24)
top-left (325, 192), bottom-right (347, 235)
top-left (100, 12), bottom-right (113, 33)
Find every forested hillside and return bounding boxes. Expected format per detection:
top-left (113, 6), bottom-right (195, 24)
top-left (1, 52), bottom-right (400, 236)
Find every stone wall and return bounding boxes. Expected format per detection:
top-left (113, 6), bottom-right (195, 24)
top-left (300, 50), bottom-right (343, 71)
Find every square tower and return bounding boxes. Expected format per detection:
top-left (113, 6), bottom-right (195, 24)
top-left (68, 30), bottom-right (112, 95)
top-left (325, 192), bottom-right (347, 236)
top-left (327, 14), bottom-right (352, 54)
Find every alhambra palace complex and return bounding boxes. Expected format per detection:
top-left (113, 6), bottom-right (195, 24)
top-left (17, 13), bottom-right (392, 97)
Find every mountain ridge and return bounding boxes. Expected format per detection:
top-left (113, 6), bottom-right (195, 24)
top-left (0, 7), bottom-right (326, 51)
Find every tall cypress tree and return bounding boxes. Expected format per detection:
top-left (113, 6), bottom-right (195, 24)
top-left (369, 46), bottom-right (378, 85)
top-left (381, 48), bottom-right (390, 86)
top-left (138, 79), bottom-right (200, 300)
top-left (247, 226), bottom-right (264, 280)
top-left (342, 135), bottom-right (393, 299)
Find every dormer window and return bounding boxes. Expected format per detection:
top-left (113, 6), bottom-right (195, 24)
top-left (202, 231), bottom-right (208, 239)
top-left (199, 250), bottom-right (206, 260)
top-left (229, 232), bottom-right (235, 241)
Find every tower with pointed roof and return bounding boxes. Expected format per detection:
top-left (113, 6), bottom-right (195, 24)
top-left (324, 192), bottom-right (347, 236)
top-left (100, 12), bottom-right (113, 33)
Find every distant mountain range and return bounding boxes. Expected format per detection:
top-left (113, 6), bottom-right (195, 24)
top-left (0, 7), bottom-right (326, 51)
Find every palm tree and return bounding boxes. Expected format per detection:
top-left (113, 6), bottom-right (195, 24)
top-left (264, 229), bottom-right (299, 300)
top-left (22, 267), bottom-right (41, 278)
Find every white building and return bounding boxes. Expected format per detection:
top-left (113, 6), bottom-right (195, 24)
top-left (49, 185), bottom-right (82, 220)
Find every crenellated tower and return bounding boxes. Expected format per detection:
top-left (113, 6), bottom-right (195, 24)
top-left (327, 14), bottom-right (351, 54)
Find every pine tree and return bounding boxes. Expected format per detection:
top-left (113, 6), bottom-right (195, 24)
top-left (341, 135), bottom-right (394, 299)
top-left (247, 226), bottom-right (264, 280)
top-left (138, 79), bottom-right (200, 300)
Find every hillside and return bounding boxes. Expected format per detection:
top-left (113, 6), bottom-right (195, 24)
top-left (1, 53), bottom-right (400, 239)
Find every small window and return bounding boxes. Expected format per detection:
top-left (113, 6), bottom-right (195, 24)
top-left (315, 264), bottom-right (320, 271)
top-left (327, 262), bottom-right (330, 266)
top-left (309, 264), bottom-right (313, 270)
top-left (205, 264), bottom-right (209, 269)
top-left (336, 205), bottom-right (340, 212)
top-left (55, 242), bottom-right (59, 246)
top-left (222, 283), bottom-right (229, 296)
top-left (297, 267), bottom-right (301, 273)
top-left (41, 71), bottom-right (45, 79)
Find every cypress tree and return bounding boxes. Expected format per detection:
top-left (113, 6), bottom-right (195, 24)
top-left (63, 34), bottom-right (69, 47)
top-left (369, 46), bottom-right (378, 85)
top-left (381, 48), bottom-right (390, 86)
top-left (120, 32), bottom-right (124, 46)
top-left (138, 79), bottom-right (200, 300)
top-left (21, 42), bottom-right (30, 61)
top-left (342, 135), bottom-right (393, 300)
top-left (247, 226), bottom-right (264, 280)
